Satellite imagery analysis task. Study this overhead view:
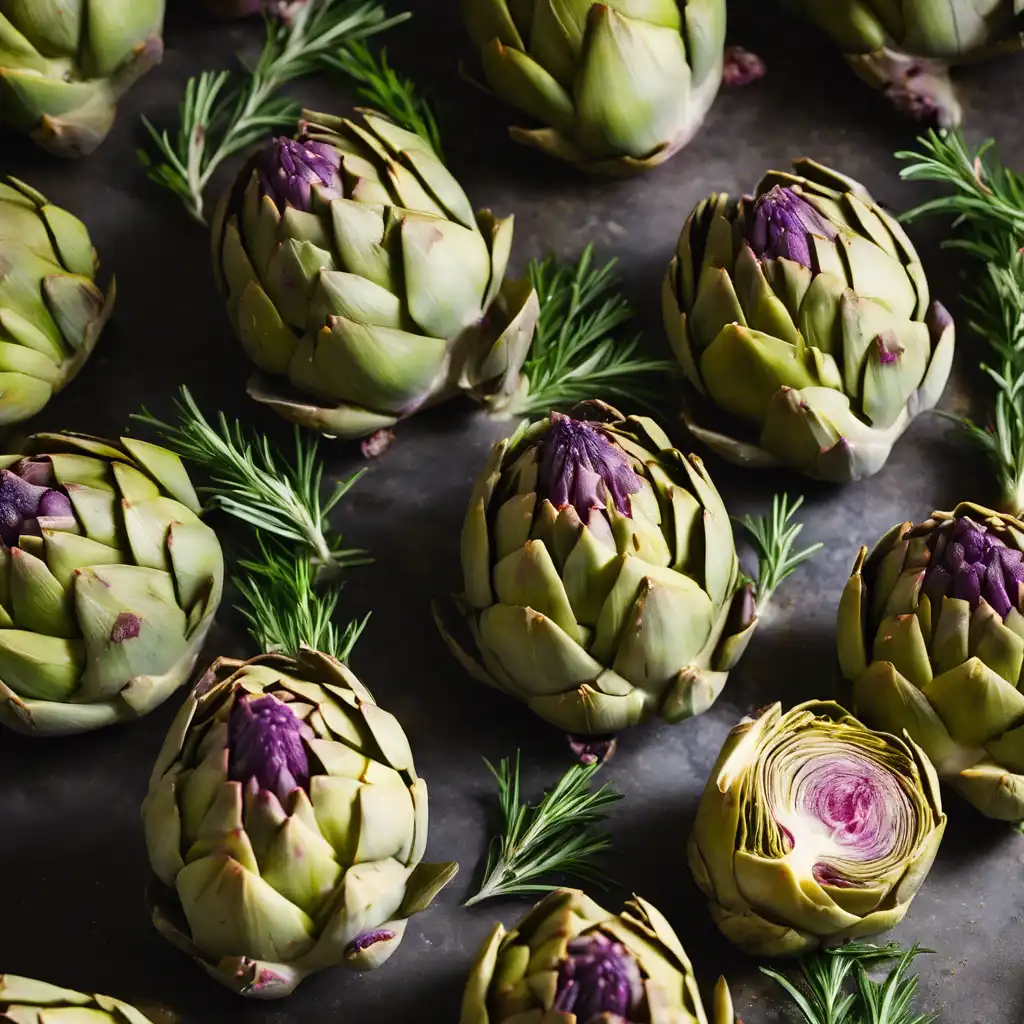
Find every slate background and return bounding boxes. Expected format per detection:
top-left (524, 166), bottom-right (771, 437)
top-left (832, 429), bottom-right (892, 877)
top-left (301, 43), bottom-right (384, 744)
top-left (1, 3), bottom-right (1022, 1022)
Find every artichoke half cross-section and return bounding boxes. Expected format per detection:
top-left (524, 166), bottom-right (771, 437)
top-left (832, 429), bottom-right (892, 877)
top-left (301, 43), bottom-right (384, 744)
top-left (663, 159), bottom-right (954, 483)
top-left (0, 433), bottom-right (223, 736)
top-left (436, 401), bottom-right (757, 738)
top-left (463, 0), bottom-right (727, 175)
top-left (0, 0), bottom-right (165, 156)
top-left (212, 109), bottom-right (539, 440)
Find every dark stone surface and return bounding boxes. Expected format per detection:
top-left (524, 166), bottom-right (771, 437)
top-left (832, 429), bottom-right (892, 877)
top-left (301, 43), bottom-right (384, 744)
top-left (1, 3), bottom-right (1023, 1023)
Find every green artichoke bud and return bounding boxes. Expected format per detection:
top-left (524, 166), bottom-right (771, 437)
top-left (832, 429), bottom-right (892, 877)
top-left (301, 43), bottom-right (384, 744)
top-left (142, 649), bottom-right (459, 999)
top-left (788, 0), bottom-right (1024, 127)
top-left (435, 401), bottom-right (757, 738)
top-left (461, 888), bottom-right (734, 1024)
top-left (0, 433), bottom-right (223, 736)
top-left (839, 502), bottom-right (1024, 823)
top-left (463, 0), bottom-right (726, 175)
top-left (688, 700), bottom-right (946, 957)
top-left (0, 0), bottom-right (165, 156)
top-left (211, 110), bottom-right (539, 440)
top-left (0, 176), bottom-right (114, 425)
top-left (663, 159), bottom-right (955, 483)
top-left (0, 975), bottom-right (156, 1024)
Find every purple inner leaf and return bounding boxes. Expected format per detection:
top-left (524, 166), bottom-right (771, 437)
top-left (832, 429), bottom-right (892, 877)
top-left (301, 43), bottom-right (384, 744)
top-left (258, 136), bottom-right (343, 212)
top-left (228, 694), bottom-right (312, 803)
top-left (552, 934), bottom-right (645, 1023)
top-left (537, 415), bottom-right (642, 521)
top-left (922, 516), bottom-right (1023, 619)
top-left (0, 465), bottom-right (71, 546)
top-left (747, 185), bottom-right (838, 268)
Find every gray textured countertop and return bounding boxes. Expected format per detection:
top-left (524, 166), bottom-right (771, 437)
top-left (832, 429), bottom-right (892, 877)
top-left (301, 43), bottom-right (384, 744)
top-left (2, 3), bottom-right (1022, 1022)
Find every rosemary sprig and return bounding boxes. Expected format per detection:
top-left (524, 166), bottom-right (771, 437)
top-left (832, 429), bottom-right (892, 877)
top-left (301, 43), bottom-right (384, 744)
top-left (898, 129), bottom-right (1024, 514)
top-left (762, 941), bottom-right (937, 1024)
top-left (322, 41), bottom-right (443, 156)
top-left (511, 245), bottom-right (678, 417)
top-left (134, 387), bottom-right (370, 578)
top-left (235, 535), bottom-right (367, 659)
top-left (465, 752), bottom-right (622, 906)
top-left (736, 493), bottom-right (823, 610)
top-left (139, 0), bottom-right (409, 222)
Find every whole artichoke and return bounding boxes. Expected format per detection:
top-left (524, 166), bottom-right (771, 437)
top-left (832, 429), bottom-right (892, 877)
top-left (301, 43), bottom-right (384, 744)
top-left (435, 401), bottom-right (757, 738)
top-left (839, 502), bottom-right (1024, 822)
top-left (0, 176), bottom-right (114, 425)
top-left (0, 433), bottom-right (223, 736)
top-left (663, 159), bottom-right (954, 483)
top-left (0, 975), bottom-right (156, 1024)
top-left (212, 109), bottom-right (538, 440)
top-left (461, 888), bottom-right (734, 1024)
top-left (142, 649), bottom-right (459, 999)
top-left (688, 701), bottom-right (946, 957)
top-left (0, 0), bottom-right (165, 156)
top-left (789, 0), bottom-right (1024, 126)
top-left (463, 0), bottom-right (726, 175)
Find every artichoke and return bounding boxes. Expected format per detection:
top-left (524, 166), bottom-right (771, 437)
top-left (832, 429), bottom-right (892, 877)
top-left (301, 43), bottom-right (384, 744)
top-left (435, 401), bottom-right (757, 738)
top-left (461, 888), bottom-right (734, 1024)
top-left (0, 176), bottom-right (114, 426)
top-left (662, 159), bottom-right (955, 483)
top-left (0, 975), bottom-right (156, 1024)
top-left (789, 0), bottom-right (1024, 127)
top-left (0, 433), bottom-right (223, 736)
top-left (839, 502), bottom-right (1024, 822)
top-left (463, 0), bottom-right (726, 175)
top-left (143, 649), bottom-right (459, 999)
top-left (0, 0), bottom-right (165, 156)
top-left (688, 701), bottom-right (946, 957)
top-left (211, 109), bottom-right (538, 440)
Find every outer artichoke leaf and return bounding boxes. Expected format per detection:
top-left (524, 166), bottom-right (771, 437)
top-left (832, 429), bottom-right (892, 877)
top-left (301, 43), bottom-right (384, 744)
top-left (661, 664), bottom-right (728, 721)
top-left (733, 850), bottom-right (861, 936)
top-left (177, 853), bottom-right (317, 963)
top-left (364, 112), bottom-right (477, 230)
top-left (661, 271), bottom-right (703, 392)
top-left (120, 439), bottom-right (202, 516)
top-left (931, 596), bottom-right (970, 675)
top-left (611, 571), bottom-right (714, 692)
top-left (41, 201), bottom-right (94, 278)
top-left (682, 0), bottom-right (726, 87)
top-left (401, 213), bottom-right (491, 338)
top-left (561, 523), bottom-right (621, 626)
top-left (0, 628), bottom-right (83, 701)
top-left (872, 612), bottom-right (932, 690)
top-left (494, 492), bottom-right (537, 562)
top-left (8, 545), bottom-right (75, 638)
top-left (0, 373), bottom-right (53, 425)
top-left (797, 271), bottom-right (846, 357)
top-left (179, 745), bottom-right (230, 844)
top-left (528, 678), bottom-right (646, 733)
top-left (759, 385), bottom-right (843, 471)
top-left (463, 0), bottom-right (525, 49)
top-left (233, 280), bottom-right (299, 374)
top-left (492, 539), bottom-right (581, 643)
top-left (123, 495), bottom-right (201, 573)
top-left (860, 322), bottom-right (929, 430)
top-left (83, 0), bottom-right (163, 79)
top-left (574, 9), bottom-right (691, 161)
top-left (481, 39), bottom-right (577, 135)
top-left (836, 554), bottom-right (868, 681)
top-left (911, 302), bottom-right (955, 415)
top-left (142, 771), bottom-right (185, 886)
top-left (360, 699), bottom-right (416, 774)
top-left (0, 305), bottom-right (64, 359)
top-left (167, 519), bottom-right (223, 619)
top-left (312, 270), bottom-right (403, 329)
top-left (529, 0), bottom-right (585, 86)
top-left (42, 272), bottom-right (105, 353)
top-left (972, 603), bottom-right (1024, 685)
top-left (986, 720), bottom-right (1024, 774)
top-left (955, 760), bottom-right (1024, 822)
top-left (478, 603), bottom-right (605, 697)
top-left (0, 12), bottom-right (52, 70)
top-left (678, 452), bottom-right (733, 608)
top-left (259, 813), bottom-right (342, 917)
top-left (797, 0), bottom-right (887, 51)
top-left (734, 244), bottom-right (801, 344)
top-left (290, 319), bottom-right (448, 416)
top-left (688, 265), bottom-right (746, 354)
top-left (353, 781), bottom-right (417, 863)
top-left (839, 233), bottom-right (918, 320)
top-left (460, 922), bottom-right (506, 1024)
top-left (309, 774), bottom-right (361, 863)
top-left (112, 460), bottom-right (160, 503)
top-left (923, 657), bottom-right (1024, 748)
top-left (312, 857), bottom-right (409, 952)
top-left (72, 564), bottom-right (189, 702)
top-left (264, 239), bottom-right (335, 330)
top-left (47, 450), bottom-right (115, 488)
top-left (699, 324), bottom-right (817, 424)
